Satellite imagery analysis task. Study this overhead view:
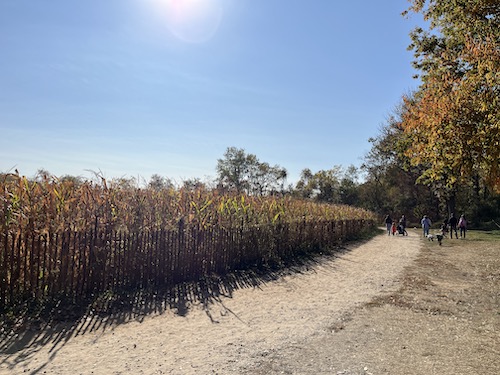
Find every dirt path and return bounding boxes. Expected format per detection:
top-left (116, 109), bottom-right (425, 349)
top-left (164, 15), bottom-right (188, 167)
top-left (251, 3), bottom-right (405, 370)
top-left (1, 231), bottom-right (422, 374)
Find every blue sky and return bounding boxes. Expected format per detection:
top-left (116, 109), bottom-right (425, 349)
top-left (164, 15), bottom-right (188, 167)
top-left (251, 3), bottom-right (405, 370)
top-left (0, 0), bottom-right (423, 185)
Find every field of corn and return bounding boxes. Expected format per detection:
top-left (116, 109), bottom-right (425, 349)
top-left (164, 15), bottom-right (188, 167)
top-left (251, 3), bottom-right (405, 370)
top-left (0, 172), bottom-right (376, 312)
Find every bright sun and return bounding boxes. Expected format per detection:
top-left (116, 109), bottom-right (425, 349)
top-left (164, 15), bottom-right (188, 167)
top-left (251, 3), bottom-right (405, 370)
top-left (152, 0), bottom-right (224, 43)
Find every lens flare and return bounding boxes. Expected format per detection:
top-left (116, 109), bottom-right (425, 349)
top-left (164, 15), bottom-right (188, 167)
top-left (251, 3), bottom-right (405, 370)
top-left (152, 0), bottom-right (224, 43)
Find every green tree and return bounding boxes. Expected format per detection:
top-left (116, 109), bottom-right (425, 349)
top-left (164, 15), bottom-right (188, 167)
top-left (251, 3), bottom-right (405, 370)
top-left (294, 168), bottom-right (315, 199)
top-left (294, 166), bottom-right (362, 205)
top-left (362, 101), bottom-right (440, 221)
top-left (216, 147), bottom-right (287, 195)
top-left (294, 167), bottom-right (341, 203)
top-left (182, 178), bottom-right (206, 191)
top-left (339, 165), bottom-right (360, 206)
top-left (148, 174), bottom-right (175, 191)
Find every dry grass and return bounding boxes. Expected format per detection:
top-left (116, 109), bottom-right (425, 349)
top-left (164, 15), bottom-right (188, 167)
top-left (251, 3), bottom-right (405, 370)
top-left (339, 230), bottom-right (500, 374)
top-left (242, 229), bottom-right (500, 375)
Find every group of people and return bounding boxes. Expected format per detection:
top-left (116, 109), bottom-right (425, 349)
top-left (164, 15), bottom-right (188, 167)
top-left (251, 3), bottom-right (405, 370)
top-left (384, 213), bottom-right (468, 239)
top-left (421, 213), bottom-right (468, 239)
top-left (384, 214), bottom-right (408, 236)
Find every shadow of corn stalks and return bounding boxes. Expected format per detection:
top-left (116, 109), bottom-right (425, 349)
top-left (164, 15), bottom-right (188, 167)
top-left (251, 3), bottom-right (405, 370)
top-left (0, 243), bottom-right (355, 371)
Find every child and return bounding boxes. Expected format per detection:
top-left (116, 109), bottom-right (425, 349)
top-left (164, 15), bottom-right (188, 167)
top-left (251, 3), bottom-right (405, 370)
top-left (391, 221), bottom-right (397, 236)
top-left (440, 221), bottom-right (448, 235)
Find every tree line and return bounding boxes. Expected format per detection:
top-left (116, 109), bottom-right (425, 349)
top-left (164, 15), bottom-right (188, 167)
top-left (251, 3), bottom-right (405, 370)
top-left (17, 134), bottom-right (495, 231)
top-left (210, 1), bottom-right (500, 226)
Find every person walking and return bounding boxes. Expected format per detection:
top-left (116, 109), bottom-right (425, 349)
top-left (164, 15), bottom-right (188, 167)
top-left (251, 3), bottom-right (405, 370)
top-left (384, 215), bottom-right (393, 236)
top-left (399, 215), bottom-right (407, 233)
top-left (458, 215), bottom-right (467, 238)
top-left (421, 215), bottom-right (432, 237)
top-left (448, 213), bottom-right (458, 239)
top-left (397, 214), bottom-right (408, 236)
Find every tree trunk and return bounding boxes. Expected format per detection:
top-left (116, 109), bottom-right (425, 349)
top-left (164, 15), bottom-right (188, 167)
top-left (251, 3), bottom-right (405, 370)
top-left (447, 191), bottom-right (456, 217)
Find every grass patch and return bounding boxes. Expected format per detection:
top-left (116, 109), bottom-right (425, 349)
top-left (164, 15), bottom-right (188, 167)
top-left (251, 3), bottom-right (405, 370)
top-left (466, 229), bottom-right (500, 241)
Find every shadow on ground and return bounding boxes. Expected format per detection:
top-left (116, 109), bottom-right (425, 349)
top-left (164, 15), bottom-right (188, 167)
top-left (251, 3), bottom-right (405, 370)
top-left (0, 243), bottom-right (359, 364)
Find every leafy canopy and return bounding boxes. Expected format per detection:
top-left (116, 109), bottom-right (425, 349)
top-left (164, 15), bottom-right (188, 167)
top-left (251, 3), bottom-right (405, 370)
top-left (401, 0), bottom-right (500, 192)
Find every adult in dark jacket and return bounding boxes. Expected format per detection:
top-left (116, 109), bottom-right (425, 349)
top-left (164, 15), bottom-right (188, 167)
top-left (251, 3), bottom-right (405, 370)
top-left (384, 215), bottom-right (392, 236)
top-left (448, 213), bottom-right (458, 239)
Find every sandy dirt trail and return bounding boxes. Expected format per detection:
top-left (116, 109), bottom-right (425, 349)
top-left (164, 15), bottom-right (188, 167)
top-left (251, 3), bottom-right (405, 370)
top-left (0, 231), bottom-right (421, 375)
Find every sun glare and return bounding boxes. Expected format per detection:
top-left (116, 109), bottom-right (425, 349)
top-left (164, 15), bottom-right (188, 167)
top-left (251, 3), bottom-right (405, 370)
top-left (151, 0), bottom-right (224, 43)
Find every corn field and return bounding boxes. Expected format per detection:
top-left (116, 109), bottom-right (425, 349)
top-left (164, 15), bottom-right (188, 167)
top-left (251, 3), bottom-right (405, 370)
top-left (1, 172), bottom-right (376, 309)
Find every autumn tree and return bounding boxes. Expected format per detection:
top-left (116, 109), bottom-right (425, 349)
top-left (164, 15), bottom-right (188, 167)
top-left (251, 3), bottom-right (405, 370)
top-left (401, 0), bottom-right (500, 203)
top-left (363, 1), bottom-right (500, 222)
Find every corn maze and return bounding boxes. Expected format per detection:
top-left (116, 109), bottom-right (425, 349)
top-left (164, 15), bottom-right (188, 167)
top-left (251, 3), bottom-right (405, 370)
top-left (1, 172), bottom-right (375, 309)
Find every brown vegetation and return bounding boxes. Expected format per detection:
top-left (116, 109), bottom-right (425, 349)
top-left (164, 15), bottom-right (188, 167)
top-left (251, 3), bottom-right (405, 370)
top-left (1, 171), bottom-right (376, 328)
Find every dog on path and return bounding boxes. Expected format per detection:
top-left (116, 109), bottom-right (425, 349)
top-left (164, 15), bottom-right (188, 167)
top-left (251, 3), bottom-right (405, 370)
top-left (427, 233), bottom-right (444, 245)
